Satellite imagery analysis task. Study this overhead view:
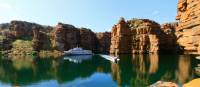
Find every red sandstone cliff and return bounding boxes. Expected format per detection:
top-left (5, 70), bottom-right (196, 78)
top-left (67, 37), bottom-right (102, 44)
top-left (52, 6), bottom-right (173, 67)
top-left (0, 21), bottom-right (111, 53)
top-left (110, 18), bottom-right (132, 54)
top-left (53, 23), bottom-right (101, 52)
top-left (176, 0), bottom-right (200, 53)
top-left (96, 32), bottom-right (111, 53)
top-left (128, 19), bottom-right (161, 54)
top-left (53, 23), bottom-right (80, 51)
top-left (160, 23), bottom-right (180, 52)
top-left (110, 18), bottom-right (180, 54)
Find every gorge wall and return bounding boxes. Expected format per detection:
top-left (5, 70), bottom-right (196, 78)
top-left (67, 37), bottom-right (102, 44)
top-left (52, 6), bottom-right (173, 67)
top-left (110, 18), bottom-right (132, 54)
top-left (96, 32), bottom-right (111, 53)
top-left (110, 18), bottom-right (179, 54)
top-left (53, 23), bottom-right (106, 52)
top-left (0, 21), bottom-right (110, 54)
top-left (176, 0), bottom-right (200, 54)
top-left (110, 0), bottom-right (200, 54)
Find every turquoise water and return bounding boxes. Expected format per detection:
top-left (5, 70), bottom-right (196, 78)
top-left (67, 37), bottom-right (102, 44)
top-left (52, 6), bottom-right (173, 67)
top-left (0, 54), bottom-right (199, 87)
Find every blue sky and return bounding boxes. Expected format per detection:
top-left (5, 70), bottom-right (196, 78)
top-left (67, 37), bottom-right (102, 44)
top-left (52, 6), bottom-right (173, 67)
top-left (0, 0), bottom-right (178, 32)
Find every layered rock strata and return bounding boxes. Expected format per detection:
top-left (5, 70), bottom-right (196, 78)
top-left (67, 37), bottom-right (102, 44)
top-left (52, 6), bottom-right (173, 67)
top-left (176, 0), bottom-right (200, 53)
top-left (53, 23), bottom-right (100, 52)
top-left (128, 19), bottom-right (161, 54)
top-left (53, 23), bottom-right (80, 51)
top-left (96, 32), bottom-right (111, 53)
top-left (79, 28), bottom-right (99, 51)
top-left (160, 23), bottom-right (180, 52)
top-left (110, 18), bottom-right (132, 54)
top-left (110, 18), bottom-right (181, 54)
top-left (110, 18), bottom-right (163, 54)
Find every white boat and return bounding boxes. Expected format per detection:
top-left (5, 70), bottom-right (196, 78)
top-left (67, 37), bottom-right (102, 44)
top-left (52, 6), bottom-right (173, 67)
top-left (64, 47), bottom-right (92, 55)
top-left (99, 54), bottom-right (120, 63)
top-left (64, 55), bottom-right (92, 63)
top-left (196, 56), bottom-right (200, 60)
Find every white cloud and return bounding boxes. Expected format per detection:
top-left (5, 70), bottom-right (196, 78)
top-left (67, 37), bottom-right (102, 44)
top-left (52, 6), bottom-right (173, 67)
top-left (0, 3), bottom-right (13, 10)
top-left (152, 10), bottom-right (160, 15)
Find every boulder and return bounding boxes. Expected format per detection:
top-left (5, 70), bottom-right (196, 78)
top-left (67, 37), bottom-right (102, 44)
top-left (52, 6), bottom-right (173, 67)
top-left (183, 78), bottom-right (200, 87)
top-left (149, 81), bottom-right (179, 87)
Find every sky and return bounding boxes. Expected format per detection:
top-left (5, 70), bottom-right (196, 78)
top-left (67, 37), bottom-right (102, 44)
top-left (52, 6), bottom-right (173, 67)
top-left (0, 0), bottom-right (178, 32)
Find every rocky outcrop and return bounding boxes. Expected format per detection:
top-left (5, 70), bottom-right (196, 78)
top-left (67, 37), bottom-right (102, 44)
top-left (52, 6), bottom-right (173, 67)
top-left (149, 81), bottom-right (179, 87)
top-left (183, 78), bottom-right (200, 87)
top-left (0, 23), bottom-right (9, 31)
top-left (110, 18), bottom-right (162, 54)
top-left (176, 0), bottom-right (200, 53)
top-left (128, 19), bottom-right (161, 54)
top-left (53, 23), bottom-right (80, 51)
top-left (110, 18), bottom-right (132, 54)
top-left (9, 21), bottom-right (36, 38)
top-left (96, 32), bottom-right (111, 53)
top-left (53, 23), bottom-right (100, 52)
top-left (160, 23), bottom-right (180, 53)
top-left (8, 21), bottom-right (53, 51)
top-left (9, 21), bottom-right (53, 39)
top-left (0, 37), bottom-right (12, 50)
top-left (79, 28), bottom-right (99, 51)
top-left (32, 26), bottom-right (51, 51)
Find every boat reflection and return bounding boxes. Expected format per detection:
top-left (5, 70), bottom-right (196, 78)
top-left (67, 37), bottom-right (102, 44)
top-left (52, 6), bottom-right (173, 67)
top-left (63, 55), bottom-right (92, 63)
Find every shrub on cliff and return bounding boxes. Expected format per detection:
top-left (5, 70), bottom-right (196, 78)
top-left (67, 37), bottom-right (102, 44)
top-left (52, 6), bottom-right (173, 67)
top-left (0, 35), bottom-right (5, 41)
top-left (11, 40), bottom-right (33, 54)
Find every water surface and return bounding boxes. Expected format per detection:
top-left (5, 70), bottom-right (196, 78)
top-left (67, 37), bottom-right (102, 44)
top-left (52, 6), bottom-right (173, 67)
top-left (0, 54), bottom-right (199, 87)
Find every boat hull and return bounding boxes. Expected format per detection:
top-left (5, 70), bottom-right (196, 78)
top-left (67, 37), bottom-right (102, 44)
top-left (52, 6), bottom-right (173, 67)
top-left (64, 47), bottom-right (92, 55)
top-left (99, 54), bottom-right (119, 63)
top-left (65, 53), bottom-right (92, 56)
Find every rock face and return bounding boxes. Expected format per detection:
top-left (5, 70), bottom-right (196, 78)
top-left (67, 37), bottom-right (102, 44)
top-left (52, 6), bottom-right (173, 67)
top-left (1, 21), bottom-right (110, 53)
top-left (183, 78), bottom-right (200, 87)
top-left (8, 21), bottom-right (53, 38)
top-left (96, 32), bottom-right (111, 53)
top-left (110, 18), bottom-right (183, 54)
top-left (53, 23), bottom-right (100, 52)
top-left (8, 21), bottom-right (53, 51)
top-left (160, 23), bottom-right (180, 52)
top-left (80, 28), bottom-right (99, 51)
top-left (0, 23), bottom-right (9, 31)
top-left (110, 18), bottom-right (132, 54)
top-left (0, 37), bottom-right (12, 50)
top-left (53, 23), bottom-right (80, 51)
top-left (9, 21), bottom-right (35, 38)
top-left (110, 18), bottom-right (163, 54)
top-left (176, 0), bottom-right (200, 53)
top-left (32, 26), bottom-right (51, 51)
top-left (128, 19), bottom-right (161, 54)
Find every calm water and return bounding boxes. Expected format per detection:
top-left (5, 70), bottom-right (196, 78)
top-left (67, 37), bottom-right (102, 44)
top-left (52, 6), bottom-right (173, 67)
top-left (0, 54), bottom-right (199, 87)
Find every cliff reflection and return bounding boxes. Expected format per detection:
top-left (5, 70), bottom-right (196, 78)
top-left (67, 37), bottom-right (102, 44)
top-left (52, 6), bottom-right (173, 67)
top-left (110, 54), bottom-right (196, 87)
top-left (0, 55), bottom-right (111, 86)
top-left (177, 55), bottom-right (191, 84)
top-left (149, 54), bottom-right (159, 74)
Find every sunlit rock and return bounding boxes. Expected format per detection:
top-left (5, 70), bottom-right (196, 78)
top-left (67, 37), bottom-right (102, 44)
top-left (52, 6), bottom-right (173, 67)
top-left (183, 78), bottom-right (200, 87)
top-left (176, 0), bottom-right (200, 54)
